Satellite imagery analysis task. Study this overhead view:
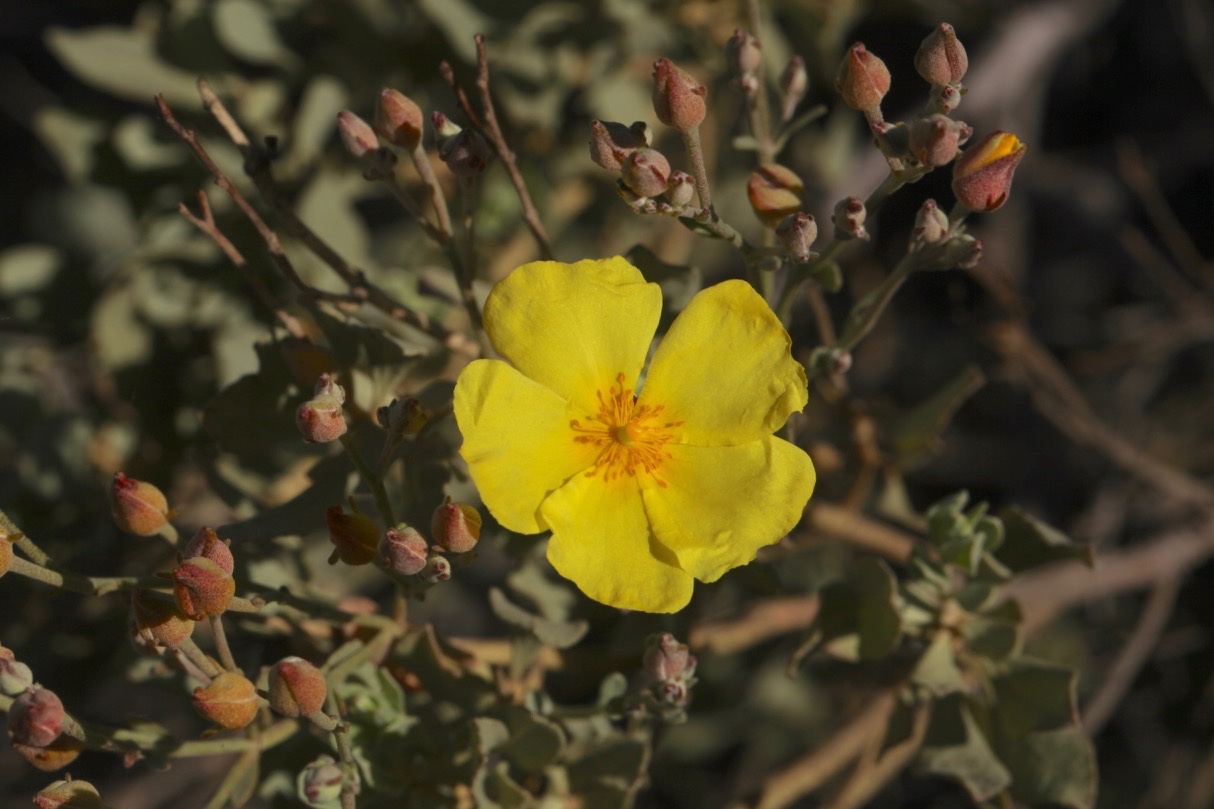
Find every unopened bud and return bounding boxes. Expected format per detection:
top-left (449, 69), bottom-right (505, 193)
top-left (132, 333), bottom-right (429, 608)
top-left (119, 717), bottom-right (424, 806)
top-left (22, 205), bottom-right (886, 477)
top-left (944, 235), bottom-right (983, 269)
top-left (909, 199), bottom-right (951, 250)
top-left (110, 473), bottom-right (171, 536)
top-left (931, 83), bottom-right (961, 114)
top-left (296, 373), bottom-right (347, 444)
top-left (588, 120), bottom-right (648, 171)
top-left (131, 590), bottom-right (195, 650)
top-left (439, 127), bottom-right (492, 177)
top-left (377, 397), bottom-right (427, 436)
top-left (780, 55), bottom-right (809, 122)
top-left (430, 111), bottom-right (462, 142)
top-left (909, 114), bottom-right (971, 168)
top-left (7, 687), bottom-right (65, 748)
top-left (431, 499), bottom-right (481, 554)
top-left (747, 164), bottom-right (804, 227)
top-left (642, 632), bottom-right (695, 682)
top-left (620, 148), bottom-right (672, 199)
top-left (33, 778), bottom-right (104, 809)
top-left (268, 657), bottom-right (328, 718)
top-left (379, 525), bottom-right (429, 576)
top-left (665, 171), bottom-right (696, 207)
top-left (420, 554), bottom-right (452, 584)
top-left (652, 58), bottom-right (707, 133)
top-left (375, 88), bottom-right (424, 152)
top-left (952, 131), bottom-right (1026, 212)
top-left (0, 646), bottom-right (34, 695)
top-left (325, 506), bottom-right (379, 566)
top-left (776, 213), bottom-right (818, 262)
top-left (192, 671), bottom-right (259, 730)
top-left (915, 23), bottom-right (968, 86)
top-left (13, 736), bottom-right (83, 772)
top-left (835, 43), bottom-right (890, 113)
top-left (299, 755), bottom-right (348, 806)
top-left (336, 110), bottom-right (378, 159)
top-left (182, 527), bottom-right (235, 574)
top-left (725, 29), bottom-right (762, 80)
top-left (172, 557), bottom-right (235, 620)
top-left (832, 196), bottom-right (868, 240)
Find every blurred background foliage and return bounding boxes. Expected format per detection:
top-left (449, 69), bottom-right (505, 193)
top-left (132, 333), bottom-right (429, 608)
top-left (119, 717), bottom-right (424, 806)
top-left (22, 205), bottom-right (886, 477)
top-left (1, 0), bottom-right (1213, 807)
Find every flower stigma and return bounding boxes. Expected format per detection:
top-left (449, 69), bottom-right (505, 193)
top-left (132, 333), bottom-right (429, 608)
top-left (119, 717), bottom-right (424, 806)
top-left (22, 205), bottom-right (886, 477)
top-left (571, 373), bottom-right (683, 486)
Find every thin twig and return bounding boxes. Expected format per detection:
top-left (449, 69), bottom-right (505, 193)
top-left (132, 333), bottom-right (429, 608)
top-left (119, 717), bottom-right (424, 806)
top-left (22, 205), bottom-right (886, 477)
top-left (208, 615), bottom-right (240, 672)
top-left (689, 595), bottom-right (819, 655)
top-left (822, 699), bottom-right (931, 809)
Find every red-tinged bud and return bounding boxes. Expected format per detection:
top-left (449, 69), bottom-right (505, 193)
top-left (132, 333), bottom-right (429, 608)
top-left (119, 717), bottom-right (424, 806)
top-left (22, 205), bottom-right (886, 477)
top-left (909, 114), bottom-right (972, 168)
top-left (909, 199), bottom-right (951, 250)
top-left (420, 554), bottom-right (451, 584)
top-left (725, 29), bottom-right (762, 79)
top-left (439, 128), bottom-right (492, 177)
top-left (915, 23), bottom-right (968, 86)
top-left (296, 373), bottom-right (347, 444)
top-left (0, 647), bottom-right (34, 695)
top-left (588, 120), bottom-right (648, 171)
top-left (931, 82), bottom-right (961, 114)
top-left (431, 499), bottom-right (481, 554)
top-left (379, 525), bottom-right (429, 576)
top-left (325, 506), bottom-right (379, 566)
top-left (7, 687), bottom-right (65, 748)
top-left (33, 778), bottom-right (104, 809)
top-left (13, 736), bottom-right (83, 772)
top-left (192, 671), bottom-right (259, 730)
top-left (747, 164), bottom-right (804, 227)
top-left (182, 527), bottom-right (235, 575)
top-left (780, 55), bottom-right (809, 123)
top-left (665, 171), bottom-right (696, 207)
top-left (431, 111), bottom-right (461, 141)
top-left (652, 58), bottom-right (707, 133)
top-left (336, 110), bottom-right (378, 159)
top-left (375, 88), bottom-right (424, 152)
top-left (131, 590), bottom-right (195, 650)
top-left (620, 148), bottom-right (671, 199)
top-left (280, 339), bottom-right (339, 389)
top-left (268, 657), bottom-right (328, 718)
top-left (776, 213), bottom-right (818, 263)
top-left (835, 43), bottom-right (890, 113)
top-left (377, 397), bottom-right (427, 437)
top-left (642, 632), bottom-right (696, 682)
top-left (952, 131), bottom-right (1027, 212)
top-left (299, 755), bottom-right (347, 806)
top-left (110, 473), bottom-right (171, 536)
top-left (172, 557), bottom-right (235, 620)
top-left (832, 196), bottom-right (868, 240)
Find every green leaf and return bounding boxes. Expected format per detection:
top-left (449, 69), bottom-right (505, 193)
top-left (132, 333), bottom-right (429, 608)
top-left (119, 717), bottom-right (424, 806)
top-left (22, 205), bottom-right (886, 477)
top-left (488, 588), bottom-right (590, 649)
top-left (492, 705), bottom-right (565, 772)
top-left (1002, 726), bottom-right (1097, 809)
top-left (45, 26), bottom-right (203, 105)
top-left (911, 631), bottom-right (967, 697)
top-left (996, 507), bottom-right (1094, 574)
top-left (917, 696), bottom-right (1011, 801)
top-left (855, 558), bottom-right (903, 659)
top-left (991, 658), bottom-right (1077, 736)
top-left (213, 0), bottom-right (299, 68)
top-left (888, 365), bottom-right (985, 469)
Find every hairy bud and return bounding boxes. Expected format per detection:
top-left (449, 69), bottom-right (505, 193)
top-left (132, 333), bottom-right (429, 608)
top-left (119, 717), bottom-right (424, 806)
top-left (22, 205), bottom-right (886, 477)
top-left (909, 114), bottom-right (972, 168)
top-left (952, 131), bottom-right (1027, 212)
top-left (915, 23), bottom-right (968, 86)
top-left (379, 525), bottom-right (429, 576)
top-left (299, 755), bottom-right (349, 806)
top-left (909, 199), bottom-right (951, 250)
top-left (7, 687), bottom-right (65, 748)
top-left (420, 554), bottom-right (452, 584)
top-left (652, 58), bottom-right (707, 133)
top-left (776, 213), bottom-right (818, 263)
top-left (336, 110), bottom-right (378, 159)
top-left (325, 507), bottom-right (379, 566)
top-left (33, 778), bottom-right (104, 809)
top-left (268, 657), bottom-right (328, 718)
top-left (110, 473), bottom-right (171, 536)
top-left (832, 196), bottom-right (868, 240)
top-left (131, 590), bottom-right (195, 651)
top-left (296, 373), bottom-right (347, 444)
top-left (375, 88), bottom-right (424, 152)
top-left (439, 128), bottom-right (492, 177)
top-left (779, 56), bottom-right (809, 123)
top-left (665, 171), bottom-right (696, 207)
top-left (172, 557), bottom-right (235, 620)
top-left (725, 29), bottom-right (762, 80)
top-left (835, 43), bottom-right (890, 113)
top-left (192, 671), bottom-right (259, 730)
top-left (620, 148), bottom-right (672, 199)
top-left (588, 120), bottom-right (649, 171)
top-left (747, 164), bottom-right (804, 227)
top-left (431, 499), bottom-right (481, 554)
top-left (182, 527), bottom-right (235, 575)
top-left (0, 646), bottom-right (34, 695)
top-left (377, 397), bottom-right (427, 437)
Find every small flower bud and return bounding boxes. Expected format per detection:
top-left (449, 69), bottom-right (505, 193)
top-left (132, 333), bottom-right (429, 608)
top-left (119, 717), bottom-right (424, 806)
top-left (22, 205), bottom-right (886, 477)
top-left (172, 557), bottom-right (235, 620)
top-left (952, 131), bottom-right (1027, 212)
top-left (0, 647), bottom-right (34, 695)
top-left (377, 397), bottom-right (427, 437)
top-left (835, 43), bottom-right (891, 113)
top-left (33, 778), bottom-right (104, 809)
top-left (725, 29), bottom-right (762, 80)
top-left (192, 671), bottom-right (259, 730)
top-left (931, 83), bottom-right (961, 114)
top-left (299, 755), bottom-right (348, 807)
top-left (336, 110), bottom-right (378, 159)
top-left (13, 736), bottom-right (83, 772)
top-left (665, 171), bottom-right (696, 207)
top-left (915, 23), bottom-right (968, 86)
top-left (296, 373), bottom-right (347, 444)
top-left (779, 55), bottom-right (809, 123)
top-left (375, 88), bottom-right (424, 152)
top-left (131, 590), bottom-right (195, 650)
top-left (776, 212), bottom-right (818, 262)
top-left (430, 111), bottom-right (462, 142)
top-left (909, 199), bottom-right (951, 250)
top-left (325, 506), bottom-right (379, 566)
top-left (431, 499), bottom-right (481, 554)
top-left (182, 527), bottom-right (234, 575)
top-left (643, 632), bottom-right (695, 682)
top-left (7, 687), bottom-right (65, 748)
top-left (909, 114), bottom-right (971, 168)
top-left (420, 554), bottom-right (452, 584)
top-left (747, 164), bottom-right (804, 227)
top-left (652, 58), bottom-right (707, 133)
top-left (110, 473), bottom-right (171, 536)
top-left (620, 148), bottom-right (672, 199)
top-left (944, 235), bottom-right (983, 269)
top-left (379, 525), bottom-right (429, 576)
top-left (588, 120), bottom-right (649, 171)
top-left (439, 129), bottom-right (493, 177)
top-left (268, 657), bottom-right (328, 718)
top-left (832, 196), bottom-right (868, 240)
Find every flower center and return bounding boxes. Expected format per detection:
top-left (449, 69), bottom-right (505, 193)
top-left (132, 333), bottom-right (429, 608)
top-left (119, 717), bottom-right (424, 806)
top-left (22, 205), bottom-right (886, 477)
top-left (571, 372), bottom-right (682, 487)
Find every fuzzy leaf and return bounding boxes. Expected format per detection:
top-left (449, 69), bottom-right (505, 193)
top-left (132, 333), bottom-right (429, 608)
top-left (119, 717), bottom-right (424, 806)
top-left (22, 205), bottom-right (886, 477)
top-left (991, 658), bottom-right (1077, 737)
top-left (996, 507), bottom-right (1093, 573)
top-left (1002, 726), bottom-right (1097, 809)
top-left (917, 696), bottom-right (1011, 801)
top-left (912, 631), bottom-right (967, 696)
top-left (488, 588), bottom-right (590, 649)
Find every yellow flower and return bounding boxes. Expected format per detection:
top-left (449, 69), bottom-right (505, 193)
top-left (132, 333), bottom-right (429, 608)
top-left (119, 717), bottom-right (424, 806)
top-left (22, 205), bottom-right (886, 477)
top-left (453, 258), bottom-right (816, 613)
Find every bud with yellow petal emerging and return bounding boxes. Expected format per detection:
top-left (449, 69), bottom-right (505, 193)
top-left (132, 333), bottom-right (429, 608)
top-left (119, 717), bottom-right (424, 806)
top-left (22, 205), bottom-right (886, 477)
top-left (747, 164), bottom-right (804, 227)
top-left (325, 506), bottom-right (379, 566)
top-left (835, 43), bottom-right (890, 114)
top-left (268, 657), bottom-right (328, 718)
top-left (952, 131), bottom-right (1027, 212)
top-left (431, 499), bottom-right (481, 554)
top-left (110, 473), bottom-right (171, 536)
top-left (652, 58), bottom-right (707, 133)
top-left (192, 671), bottom-right (259, 730)
top-left (172, 557), bottom-right (235, 620)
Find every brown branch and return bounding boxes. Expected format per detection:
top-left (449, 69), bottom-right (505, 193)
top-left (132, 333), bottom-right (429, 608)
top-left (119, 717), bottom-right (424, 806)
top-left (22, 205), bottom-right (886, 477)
top-left (690, 595), bottom-right (820, 655)
top-left (822, 699), bottom-right (931, 809)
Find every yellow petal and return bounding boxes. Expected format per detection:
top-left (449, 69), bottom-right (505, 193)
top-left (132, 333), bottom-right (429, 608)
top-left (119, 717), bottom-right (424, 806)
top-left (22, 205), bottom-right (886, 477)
top-left (454, 359), bottom-right (598, 534)
top-left (640, 280), bottom-right (808, 445)
top-left (483, 257), bottom-right (662, 410)
top-left (542, 471), bottom-right (694, 613)
top-left (642, 438), bottom-right (815, 582)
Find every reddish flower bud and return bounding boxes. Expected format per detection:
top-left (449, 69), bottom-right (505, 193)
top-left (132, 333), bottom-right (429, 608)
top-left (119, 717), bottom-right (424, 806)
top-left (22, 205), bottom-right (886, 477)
top-left (296, 373), bottom-right (347, 444)
top-left (588, 120), bottom-right (648, 171)
top-left (13, 736), bottom-right (83, 772)
top-left (776, 212), bottom-right (818, 263)
top-left (0, 646), bottom-right (34, 695)
top-left (300, 755), bottom-right (348, 806)
top-left (931, 83), bottom-right (961, 114)
top-left (915, 23), bottom-right (968, 86)
top-left (725, 29), bottom-right (762, 79)
top-left (747, 164), bottom-right (804, 227)
top-left (192, 671), bottom-right (259, 730)
top-left (909, 198), bottom-right (951, 250)
top-left (268, 657), bottom-right (328, 717)
top-left (620, 148), bottom-right (672, 199)
top-left (431, 500), bottom-right (481, 554)
top-left (643, 632), bottom-right (696, 682)
top-left (110, 473), bottom-right (171, 536)
top-left (652, 58), bottom-right (707, 133)
top-left (131, 590), bottom-right (195, 651)
top-left (952, 131), bottom-right (1027, 212)
top-left (375, 88), bottom-right (424, 152)
top-left (439, 128), bottom-right (492, 177)
top-left (182, 527), bottom-right (235, 575)
top-left (420, 554), bottom-right (451, 584)
top-left (909, 114), bottom-right (972, 168)
top-left (172, 557), bottom-right (235, 620)
top-left (835, 43), bottom-right (890, 113)
top-left (379, 525), bottom-right (429, 576)
top-left (376, 397), bottom-right (427, 437)
top-left (779, 55), bottom-right (809, 123)
top-left (665, 171), bottom-right (696, 207)
top-left (33, 778), bottom-right (104, 809)
top-left (336, 110), bottom-right (379, 159)
top-left (7, 687), bottom-right (65, 748)
top-left (325, 506), bottom-right (379, 566)
top-left (832, 196), bottom-right (868, 240)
